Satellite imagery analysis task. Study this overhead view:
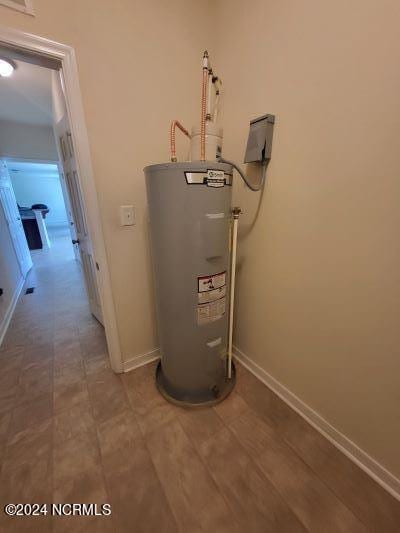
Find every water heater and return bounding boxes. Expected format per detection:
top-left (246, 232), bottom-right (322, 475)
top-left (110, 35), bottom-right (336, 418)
top-left (145, 162), bottom-right (234, 405)
top-left (144, 51), bottom-right (273, 406)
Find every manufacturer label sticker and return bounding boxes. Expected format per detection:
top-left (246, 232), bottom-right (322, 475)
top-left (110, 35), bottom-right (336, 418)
top-left (206, 169), bottom-right (225, 187)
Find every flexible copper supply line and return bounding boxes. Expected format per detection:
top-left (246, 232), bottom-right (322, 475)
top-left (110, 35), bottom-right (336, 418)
top-left (200, 51), bottom-right (209, 161)
top-left (170, 120), bottom-right (191, 162)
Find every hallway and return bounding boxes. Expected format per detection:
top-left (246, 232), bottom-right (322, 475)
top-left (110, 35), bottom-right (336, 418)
top-left (0, 230), bottom-right (110, 531)
top-left (0, 232), bottom-right (399, 532)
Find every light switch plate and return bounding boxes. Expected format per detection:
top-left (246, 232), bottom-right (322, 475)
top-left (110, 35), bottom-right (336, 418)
top-left (120, 205), bottom-right (135, 226)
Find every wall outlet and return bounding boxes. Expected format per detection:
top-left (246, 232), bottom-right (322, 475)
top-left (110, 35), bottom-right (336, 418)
top-left (120, 205), bottom-right (135, 226)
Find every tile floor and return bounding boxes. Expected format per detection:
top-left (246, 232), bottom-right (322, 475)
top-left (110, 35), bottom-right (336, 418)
top-left (0, 229), bottom-right (399, 532)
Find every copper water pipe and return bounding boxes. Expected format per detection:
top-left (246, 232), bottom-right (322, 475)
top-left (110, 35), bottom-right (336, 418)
top-left (170, 120), bottom-right (191, 162)
top-left (200, 51), bottom-right (209, 161)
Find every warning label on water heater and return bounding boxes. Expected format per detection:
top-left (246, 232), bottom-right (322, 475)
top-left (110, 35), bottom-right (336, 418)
top-left (198, 271), bottom-right (226, 293)
top-left (197, 272), bottom-right (227, 325)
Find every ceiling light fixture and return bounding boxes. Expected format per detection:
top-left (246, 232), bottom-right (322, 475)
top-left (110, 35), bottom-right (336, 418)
top-left (0, 58), bottom-right (16, 77)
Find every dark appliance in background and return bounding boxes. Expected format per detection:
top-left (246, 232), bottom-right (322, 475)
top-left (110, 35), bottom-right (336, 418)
top-left (18, 203), bottom-right (50, 250)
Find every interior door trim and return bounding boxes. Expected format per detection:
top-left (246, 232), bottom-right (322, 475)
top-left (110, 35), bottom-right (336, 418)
top-left (0, 25), bottom-right (123, 373)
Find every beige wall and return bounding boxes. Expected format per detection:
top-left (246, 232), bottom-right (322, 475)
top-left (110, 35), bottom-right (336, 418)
top-left (0, 119), bottom-right (57, 160)
top-left (214, 0), bottom-right (400, 477)
top-left (0, 0), bottom-right (214, 362)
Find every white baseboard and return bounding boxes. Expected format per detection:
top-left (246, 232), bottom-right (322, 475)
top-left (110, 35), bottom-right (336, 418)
top-left (123, 348), bottom-right (160, 373)
top-left (233, 345), bottom-right (400, 502)
top-left (0, 276), bottom-right (24, 348)
top-left (118, 342), bottom-right (400, 501)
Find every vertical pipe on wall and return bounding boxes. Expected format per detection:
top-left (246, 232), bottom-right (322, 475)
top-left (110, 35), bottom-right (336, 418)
top-left (227, 207), bottom-right (241, 379)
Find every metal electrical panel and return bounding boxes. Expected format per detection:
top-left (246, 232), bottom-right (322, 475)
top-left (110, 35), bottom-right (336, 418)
top-left (244, 113), bottom-right (275, 163)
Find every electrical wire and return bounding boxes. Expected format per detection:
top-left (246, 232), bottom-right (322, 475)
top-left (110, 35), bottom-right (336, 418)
top-left (219, 157), bottom-right (267, 192)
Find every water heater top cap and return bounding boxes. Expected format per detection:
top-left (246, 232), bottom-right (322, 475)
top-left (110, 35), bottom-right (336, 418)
top-left (143, 161), bottom-right (232, 173)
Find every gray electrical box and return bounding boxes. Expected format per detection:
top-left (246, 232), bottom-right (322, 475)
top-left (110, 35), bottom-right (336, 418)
top-left (244, 113), bottom-right (275, 163)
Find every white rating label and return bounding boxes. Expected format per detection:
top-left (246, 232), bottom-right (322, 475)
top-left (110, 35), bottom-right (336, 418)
top-left (197, 297), bottom-right (226, 325)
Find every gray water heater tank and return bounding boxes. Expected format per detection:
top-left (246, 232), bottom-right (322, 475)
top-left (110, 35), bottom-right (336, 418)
top-left (145, 161), bottom-right (236, 406)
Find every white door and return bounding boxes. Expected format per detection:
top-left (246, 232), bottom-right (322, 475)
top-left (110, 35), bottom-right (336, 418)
top-left (57, 161), bottom-right (80, 264)
top-left (0, 160), bottom-right (32, 278)
top-left (54, 116), bottom-right (103, 324)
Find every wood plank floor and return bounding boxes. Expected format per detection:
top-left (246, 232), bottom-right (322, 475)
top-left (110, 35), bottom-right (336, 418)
top-left (0, 230), bottom-right (399, 532)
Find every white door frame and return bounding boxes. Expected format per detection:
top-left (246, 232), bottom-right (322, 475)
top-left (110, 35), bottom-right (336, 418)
top-left (0, 25), bottom-right (123, 373)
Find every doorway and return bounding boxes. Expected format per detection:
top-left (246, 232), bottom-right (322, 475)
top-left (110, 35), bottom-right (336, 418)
top-left (0, 28), bottom-right (121, 371)
top-left (6, 160), bottom-right (69, 251)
